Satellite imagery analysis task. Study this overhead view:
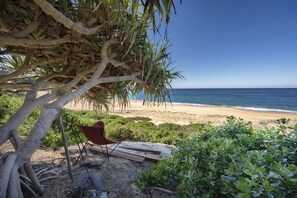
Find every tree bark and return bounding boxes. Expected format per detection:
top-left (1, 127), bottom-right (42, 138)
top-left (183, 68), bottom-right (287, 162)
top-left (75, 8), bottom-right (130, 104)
top-left (16, 104), bottom-right (60, 164)
top-left (9, 130), bottom-right (43, 196)
top-left (0, 153), bottom-right (17, 198)
top-left (0, 35), bottom-right (75, 48)
top-left (8, 164), bottom-right (23, 198)
top-left (12, 21), bottom-right (40, 38)
top-left (34, 0), bottom-right (104, 35)
top-left (23, 163), bottom-right (43, 195)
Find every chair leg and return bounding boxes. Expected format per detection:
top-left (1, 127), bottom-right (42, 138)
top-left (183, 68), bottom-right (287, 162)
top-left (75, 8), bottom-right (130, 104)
top-left (98, 143), bottom-right (121, 166)
top-left (74, 141), bottom-right (89, 166)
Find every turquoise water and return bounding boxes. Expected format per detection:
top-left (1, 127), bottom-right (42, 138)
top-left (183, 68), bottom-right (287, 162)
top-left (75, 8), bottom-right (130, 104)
top-left (136, 88), bottom-right (297, 113)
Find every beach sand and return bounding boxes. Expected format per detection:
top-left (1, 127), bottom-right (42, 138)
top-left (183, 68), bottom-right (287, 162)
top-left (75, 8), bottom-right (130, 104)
top-left (65, 100), bottom-right (297, 127)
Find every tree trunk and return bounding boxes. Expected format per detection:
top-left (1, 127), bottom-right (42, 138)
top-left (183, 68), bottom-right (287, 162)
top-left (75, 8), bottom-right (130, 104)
top-left (10, 130), bottom-right (43, 194)
top-left (0, 39), bottom-right (116, 197)
top-left (16, 104), bottom-right (60, 165)
top-left (0, 100), bottom-right (37, 146)
top-left (0, 81), bottom-right (57, 146)
top-left (0, 153), bottom-right (17, 198)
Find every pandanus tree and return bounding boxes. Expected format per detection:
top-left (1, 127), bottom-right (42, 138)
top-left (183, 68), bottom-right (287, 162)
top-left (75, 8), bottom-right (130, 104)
top-left (0, 0), bottom-right (181, 197)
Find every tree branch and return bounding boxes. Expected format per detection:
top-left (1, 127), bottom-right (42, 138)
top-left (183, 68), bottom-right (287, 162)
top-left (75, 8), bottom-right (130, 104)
top-left (56, 71), bottom-right (88, 95)
top-left (101, 38), bottom-right (117, 60)
top-left (0, 83), bottom-right (32, 89)
top-left (0, 35), bottom-right (75, 48)
top-left (0, 59), bottom-right (62, 82)
top-left (82, 38), bottom-right (118, 82)
top-left (34, 0), bottom-right (104, 35)
top-left (109, 58), bottom-right (130, 70)
top-left (98, 72), bottom-right (141, 84)
top-left (134, 77), bottom-right (146, 86)
top-left (12, 21), bottom-right (40, 38)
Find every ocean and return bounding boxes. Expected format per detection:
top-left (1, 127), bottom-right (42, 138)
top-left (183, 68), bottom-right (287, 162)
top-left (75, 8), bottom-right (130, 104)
top-left (137, 88), bottom-right (297, 113)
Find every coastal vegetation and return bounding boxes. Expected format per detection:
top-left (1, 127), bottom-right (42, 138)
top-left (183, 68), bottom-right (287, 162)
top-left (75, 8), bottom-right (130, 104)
top-left (138, 117), bottom-right (297, 197)
top-left (1, 94), bottom-right (296, 197)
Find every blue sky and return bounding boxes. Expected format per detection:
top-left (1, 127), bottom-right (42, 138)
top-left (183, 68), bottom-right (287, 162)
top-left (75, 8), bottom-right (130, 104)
top-left (163, 0), bottom-right (297, 88)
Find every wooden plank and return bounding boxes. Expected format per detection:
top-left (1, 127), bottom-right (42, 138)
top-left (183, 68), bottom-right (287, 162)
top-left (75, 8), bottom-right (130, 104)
top-left (89, 146), bottom-right (145, 163)
top-left (119, 145), bottom-right (162, 154)
top-left (114, 147), bottom-right (161, 161)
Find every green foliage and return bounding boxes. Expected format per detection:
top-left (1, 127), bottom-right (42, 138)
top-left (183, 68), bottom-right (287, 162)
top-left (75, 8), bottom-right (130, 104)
top-left (138, 117), bottom-right (297, 197)
top-left (127, 116), bottom-right (152, 122)
top-left (0, 94), bottom-right (23, 124)
top-left (0, 94), bottom-right (210, 148)
top-left (0, 94), bottom-right (40, 135)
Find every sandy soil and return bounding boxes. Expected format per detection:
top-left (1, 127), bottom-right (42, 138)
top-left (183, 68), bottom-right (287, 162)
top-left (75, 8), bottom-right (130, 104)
top-left (0, 141), bottom-right (175, 198)
top-left (65, 100), bottom-right (297, 127)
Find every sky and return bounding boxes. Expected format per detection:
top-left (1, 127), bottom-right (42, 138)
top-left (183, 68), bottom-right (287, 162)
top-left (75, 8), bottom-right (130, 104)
top-left (162, 0), bottom-right (297, 88)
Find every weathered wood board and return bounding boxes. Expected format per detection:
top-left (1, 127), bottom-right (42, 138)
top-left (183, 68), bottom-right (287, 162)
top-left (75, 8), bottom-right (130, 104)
top-left (119, 145), bottom-right (162, 154)
top-left (89, 145), bottom-right (145, 163)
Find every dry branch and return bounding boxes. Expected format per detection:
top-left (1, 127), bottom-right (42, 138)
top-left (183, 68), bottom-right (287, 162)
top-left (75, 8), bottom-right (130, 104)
top-left (20, 179), bottom-right (38, 197)
top-left (39, 176), bottom-right (58, 183)
top-left (0, 35), bottom-right (75, 48)
top-left (98, 72), bottom-right (141, 84)
top-left (109, 59), bottom-right (130, 70)
top-left (34, 0), bottom-right (104, 35)
top-left (146, 186), bottom-right (178, 195)
top-left (12, 21), bottom-right (40, 38)
top-left (0, 83), bottom-right (32, 89)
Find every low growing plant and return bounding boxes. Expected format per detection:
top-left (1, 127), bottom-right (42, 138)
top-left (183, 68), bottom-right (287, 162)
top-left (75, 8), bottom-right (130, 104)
top-left (137, 118), bottom-right (297, 197)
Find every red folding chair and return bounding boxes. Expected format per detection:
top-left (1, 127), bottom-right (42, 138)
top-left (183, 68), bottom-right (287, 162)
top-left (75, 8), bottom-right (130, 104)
top-left (74, 121), bottom-right (121, 166)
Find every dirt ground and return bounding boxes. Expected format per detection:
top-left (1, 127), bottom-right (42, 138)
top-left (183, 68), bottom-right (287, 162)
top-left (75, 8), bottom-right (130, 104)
top-left (0, 141), bottom-right (175, 198)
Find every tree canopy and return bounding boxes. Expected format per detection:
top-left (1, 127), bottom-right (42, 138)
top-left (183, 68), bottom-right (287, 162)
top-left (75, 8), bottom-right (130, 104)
top-left (0, 0), bottom-right (182, 108)
top-left (0, 1), bottom-right (182, 197)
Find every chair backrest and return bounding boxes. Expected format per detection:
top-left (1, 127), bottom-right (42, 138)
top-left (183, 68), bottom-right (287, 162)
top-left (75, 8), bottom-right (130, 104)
top-left (77, 122), bottom-right (115, 145)
top-left (93, 121), bottom-right (104, 128)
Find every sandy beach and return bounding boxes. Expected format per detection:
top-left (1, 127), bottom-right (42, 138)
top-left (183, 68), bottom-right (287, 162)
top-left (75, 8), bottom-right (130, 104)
top-left (65, 100), bottom-right (297, 127)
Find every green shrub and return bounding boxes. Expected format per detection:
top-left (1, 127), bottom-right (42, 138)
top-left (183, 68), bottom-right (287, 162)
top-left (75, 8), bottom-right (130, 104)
top-left (138, 118), bottom-right (297, 197)
top-left (0, 94), bottom-right (41, 136)
top-left (158, 123), bottom-right (185, 131)
top-left (0, 94), bottom-right (23, 123)
top-left (106, 125), bottom-right (135, 140)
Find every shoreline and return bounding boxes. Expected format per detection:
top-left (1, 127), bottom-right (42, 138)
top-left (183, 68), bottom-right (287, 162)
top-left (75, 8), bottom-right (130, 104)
top-left (164, 101), bottom-right (297, 114)
top-left (65, 100), bottom-right (297, 127)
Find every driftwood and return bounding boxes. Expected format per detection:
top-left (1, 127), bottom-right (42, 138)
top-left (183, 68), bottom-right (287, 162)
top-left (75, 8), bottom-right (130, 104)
top-left (39, 176), bottom-right (59, 183)
top-left (146, 186), bottom-right (178, 195)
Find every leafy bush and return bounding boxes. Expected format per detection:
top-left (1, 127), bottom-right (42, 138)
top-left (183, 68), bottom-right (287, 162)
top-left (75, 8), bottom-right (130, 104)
top-left (0, 94), bottom-right (41, 136)
top-left (0, 95), bottom-right (215, 148)
top-left (0, 94), bottom-right (23, 123)
top-left (138, 117), bottom-right (297, 197)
